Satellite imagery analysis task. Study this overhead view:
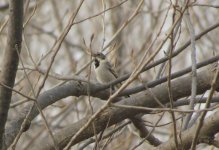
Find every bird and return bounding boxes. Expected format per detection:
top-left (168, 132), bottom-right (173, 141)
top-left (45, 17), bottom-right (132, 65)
top-left (93, 52), bottom-right (119, 90)
top-left (93, 52), bottom-right (145, 137)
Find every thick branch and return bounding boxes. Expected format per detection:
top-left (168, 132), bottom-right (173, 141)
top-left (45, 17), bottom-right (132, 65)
top-left (4, 82), bottom-right (107, 147)
top-left (32, 64), bottom-right (218, 150)
top-left (4, 57), bottom-right (219, 148)
top-left (0, 0), bottom-right (23, 149)
top-left (156, 110), bottom-right (219, 150)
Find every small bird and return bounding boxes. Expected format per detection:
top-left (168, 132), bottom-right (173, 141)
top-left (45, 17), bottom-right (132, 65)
top-left (93, 53), bottom-right (145, 137)
top-left (93, 52), bottom-right (119, 90)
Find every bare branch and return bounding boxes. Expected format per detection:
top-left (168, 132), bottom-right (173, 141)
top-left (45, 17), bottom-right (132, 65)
top-left (0, 0), bottom-right (23, 149)
top-left (31, 64), bottom-right (218, 150)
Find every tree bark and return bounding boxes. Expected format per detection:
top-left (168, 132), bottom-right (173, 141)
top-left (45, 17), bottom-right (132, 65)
top-left (0, 0), bottom-right (23, 149)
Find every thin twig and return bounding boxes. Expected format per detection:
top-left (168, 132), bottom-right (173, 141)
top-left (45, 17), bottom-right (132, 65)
top-left (166, 3), bottom-right (181, 148)
top-left (111, 104), bottom-right (215, 113)
top-left (183, 6), bottom-right (197, 130)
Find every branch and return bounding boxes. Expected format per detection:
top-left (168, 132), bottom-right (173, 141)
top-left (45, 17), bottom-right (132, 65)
top-left (4, 55), bottom-right (219, 148)
top-left (183, 6), bottom-right (197, 130)
top-left (106, 22), bottom-right (219, 88)
top-left (191, 64), bottom-right (219, 149)
top-left (31, 64), bottom-right (218, 150)
top-left (120, 54), bottom-right (219, 96)
top-left (0, 0), bottom-right (23, 149)
top-left (156, 108), bottom-right (219, 150)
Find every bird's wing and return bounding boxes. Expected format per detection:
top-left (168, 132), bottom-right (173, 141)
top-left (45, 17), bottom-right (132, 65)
top-left (106, 61), bottom-right (129, 97)
top-left (106, 61), bottom-right (118, 78)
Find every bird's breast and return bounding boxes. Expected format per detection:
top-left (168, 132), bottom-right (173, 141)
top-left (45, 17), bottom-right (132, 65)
top-left (95, 64), bottom-right (116, 84)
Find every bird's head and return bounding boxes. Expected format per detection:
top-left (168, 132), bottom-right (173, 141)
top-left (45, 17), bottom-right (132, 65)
top-left (93, 52), bottom-right (106, 60)
top-left (93, 52), bottom-right (106, 68)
